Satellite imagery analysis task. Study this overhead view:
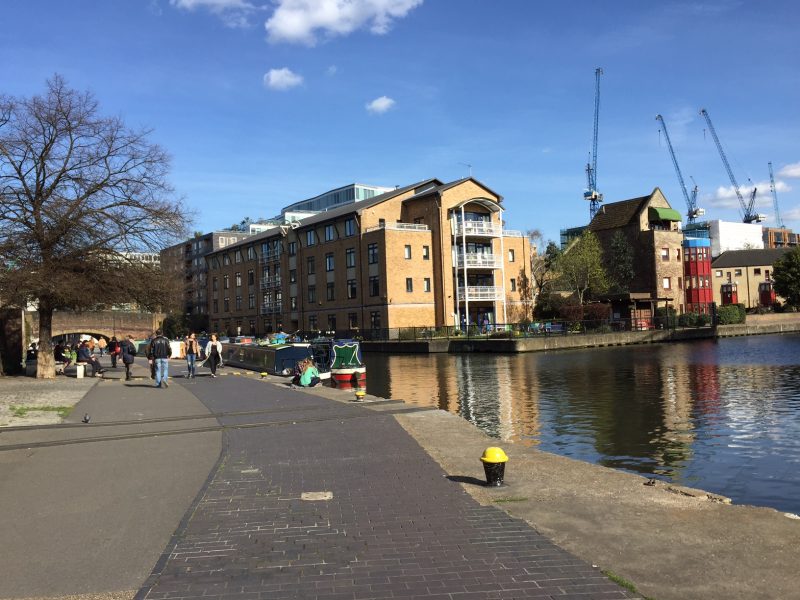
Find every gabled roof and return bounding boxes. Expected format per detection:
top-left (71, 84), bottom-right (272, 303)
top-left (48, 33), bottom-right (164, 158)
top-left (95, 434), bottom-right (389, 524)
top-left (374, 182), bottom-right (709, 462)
top-left (711, 248), bottom-right (792, 268)
top-left (587, 192), bottom-right (653, 232)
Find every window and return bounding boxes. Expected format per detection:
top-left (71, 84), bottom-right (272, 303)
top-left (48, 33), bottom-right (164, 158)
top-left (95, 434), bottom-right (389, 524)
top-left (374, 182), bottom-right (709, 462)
top-left (368, 243), bottom-right (378, 264)
top-left (370, 311), bottom-right (381, 329)
top-left (327, 282), bottom-right (335, 301)
top-left (224, 297), bottom-right (230, 311)
top-left (212, 299), bottom-right (218, 312)
top-left (378, 218), bottom-right (386, 228)
top-left (212, 277), bottom-right (218, 291)
top-left (223, 254), bottom-right (231, 266)
top-left (261, 241), bottom-right (270, 254)
top-left (309, 315), bottom-right (318, 330)
top-left (327, 314), bottom-right (337, 332)
top-left (288, 242), bottom-right (297, 256)
top-left (289, 269), bottom-right (297, 283)
top-left (235, 250), bottom-right (243, 264)
top-left (676, 249), bottom-right (681, 261)
top-left (346, 247), bottom-right (356, 268)
top-left (662, 277), bottom-right (671, 290)
top-left (308, 286), bottom-right (316, 303)
top-left (247, 246), bottom-right (256, 260)
top-left (290, 296), bottom-right (297, 310)
top-left (406, 278), bottom-right (413, 292)
top-left (661, 248), bottom-right (669, 261)
top-left (235, 296), bottom-right (242, 310)
top-left (325, 253), bottom-right (334, 272)
top-left (404, 245), bottom-right (411, 259)
top-left (735, 269), bottom-right (742, 276)
top-left (247, 270), bottom-right (254, 286)
top-left (423, 278), bottom-right (431, 292)
top-left (510, 278), bottom-right (517, 292)
top-left (508, 249), bottom-right (515, 263)
top-left (248, 294), bottom-right (255, 309)
top-left (715, 270), bottom-right (723, 277)
top-left (754, 268), bottom-right (762, 275)
top-left (307, 256), bottom-right (315, 275)
top-left (345, 218), bottom-right (356, 237)
top-left (766, 269), bottom-right (771, 280)
top-left (262, 266), bottom-right (269, 280)
top-left (678, 277), bottom-right (683, 289)
top-left (348, 312), bottom-right (358, 328)
top-left (223, 274), bottom-right (229, 290)
top-left (347, 279), bottom-right (357, 299)
top-left (422, 245), bottom-right (430, 260)
top-left (274, 265), bottom-right (281, 281)
top-left (325, 224), bottom-right (335, 242)
top-left (306, 230), bottom-right (316, 246)
top-left (235, 272), bottom-right (242, 288)
top-left (369, 276), bottom-right (380, 297)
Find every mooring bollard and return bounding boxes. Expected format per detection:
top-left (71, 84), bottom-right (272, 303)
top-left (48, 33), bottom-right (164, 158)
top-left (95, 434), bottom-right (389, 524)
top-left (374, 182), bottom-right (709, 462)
top-left (353, 389), bottom-right (366, 402)
top-left (480, 446), bottom-right (508, 486)
top-left (260, 372), bottom-right (268, 379)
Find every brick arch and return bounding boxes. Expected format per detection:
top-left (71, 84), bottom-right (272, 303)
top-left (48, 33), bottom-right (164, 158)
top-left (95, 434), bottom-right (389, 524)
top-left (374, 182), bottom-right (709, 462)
top-left (27, 310), bottom-right (164, 342)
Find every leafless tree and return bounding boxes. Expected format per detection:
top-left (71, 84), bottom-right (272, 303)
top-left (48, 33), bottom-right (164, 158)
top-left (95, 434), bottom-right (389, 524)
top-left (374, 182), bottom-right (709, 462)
top-left (0, 75), bottom-right (191, 378)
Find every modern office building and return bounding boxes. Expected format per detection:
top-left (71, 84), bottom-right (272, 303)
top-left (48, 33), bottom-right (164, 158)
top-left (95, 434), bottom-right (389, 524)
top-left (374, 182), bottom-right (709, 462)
top-left (279, 183), bottom-right (395, 218)
top-left (762, 226), bottom-right (799, 249)
top-left (205, 177), bottom-right (530, 336)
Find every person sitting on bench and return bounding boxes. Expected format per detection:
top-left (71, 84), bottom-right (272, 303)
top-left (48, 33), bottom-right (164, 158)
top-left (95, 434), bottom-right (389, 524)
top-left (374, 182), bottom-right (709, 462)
top-left (77, 340), bottom-right (105, 376)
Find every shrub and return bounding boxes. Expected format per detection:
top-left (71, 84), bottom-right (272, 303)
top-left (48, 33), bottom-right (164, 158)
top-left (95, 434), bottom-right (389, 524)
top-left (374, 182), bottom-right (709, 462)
top-left (716, 305), bottom-right (745, 325)
top-left (697, 314), bottom-right (711, 326)
top-left (678, 313), bottom-right (698, 327)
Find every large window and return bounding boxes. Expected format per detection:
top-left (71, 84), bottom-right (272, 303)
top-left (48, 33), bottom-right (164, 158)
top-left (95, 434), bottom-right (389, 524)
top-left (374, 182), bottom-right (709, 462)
top-left (290, 296), bottom-right (297, 310)
top-left (306, 230), bottom-right (316, 246)
top-left (288, 242), bottom-right (297, 256)
top-left (325, 224), bottom-right (335, 242)
top-left (370, 311), bottom-right (381, 329)
top-left (347, 279), bottom-right (357, 299)
top-left (235, 296), bottom-right (242, 310)
top-left (235, 272), bottom-right (242, 288)
top-left (307, 256), bottom-right (315, 275)
top-left (327, 314), bottom-right (337, 332)
top-left (662, 277), bottom-right (671, 290)
top-left (348, 312), bottom-right (358, 328)
top-left (308, 315), bottom-right (318, 330)
top-left (369, 276), bottom-right (379, 297)
top-left (308, 286), bottom-right (316, 303)
top-left (368, 243), bottom-right (378, 264)
top-left (327, 282), bottom-right (335, 301)
top-left (661, 248), bottom-right (669, 261)
top-left (325, 253), bottom-right (334, 271)
top-left (345, 218), bottom-right (356, 237)
top-left (346, 248), bottom-right (356, 268)
top-left (247, 246), bottom-right (256, 260)
top-left (235, 250), bottom-right (243, 264)
top-left (248, 294), bottom-right (255, 309)
top-left (247, 270), bottom-right (254, 286)
top-left (223, 274), bottom-right (229, 290)
top-left (223, 297), bottom-right (229, 312)
top-left (289, 269), bottom-right (297, 283)
top-left (212, 277), bottom-right (218, 291)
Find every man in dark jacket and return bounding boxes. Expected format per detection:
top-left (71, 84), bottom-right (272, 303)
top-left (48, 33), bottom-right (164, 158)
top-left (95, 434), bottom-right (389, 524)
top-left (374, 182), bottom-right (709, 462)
top-left (147, 329), bottom-right (172, 388)
top-left (77, 340), bottom-right (104, 377)
top-left (120, 335), bottom-right (137, 381)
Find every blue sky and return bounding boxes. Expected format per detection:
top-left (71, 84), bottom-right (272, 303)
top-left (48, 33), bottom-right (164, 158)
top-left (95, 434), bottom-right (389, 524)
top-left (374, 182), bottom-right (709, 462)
top-left (3, 0), bottom-right (799, 245)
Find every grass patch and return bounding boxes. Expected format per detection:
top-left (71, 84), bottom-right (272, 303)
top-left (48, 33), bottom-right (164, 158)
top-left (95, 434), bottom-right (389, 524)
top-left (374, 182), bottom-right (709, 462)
top-left (10, 405), bottom-right (72, 419)
top-left (492, 497), bottom-right (529, 503)
top-left (602, 570), bottom-right (655, 600)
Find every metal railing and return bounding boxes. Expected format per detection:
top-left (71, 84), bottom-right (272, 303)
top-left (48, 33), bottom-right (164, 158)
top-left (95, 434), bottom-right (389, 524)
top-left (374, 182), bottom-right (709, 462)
top-left (455, 253), bottom-right (501, 268)
top-left (259, 302), bottom-right (282, 315)
top-left (260, 251), bottom-right (281, 263)
top-left (457, 285), bottom-right (504, 301)
top-left (260, 277), bottom-right (281, 290)
top-left (364, 223), bottom-right (429, 233)
top-left (453, 221), bottom-right (502, 237)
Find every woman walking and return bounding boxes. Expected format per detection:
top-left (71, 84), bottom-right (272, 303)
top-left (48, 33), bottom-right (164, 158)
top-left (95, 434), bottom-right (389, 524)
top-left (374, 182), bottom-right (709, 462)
top-left (120, 335), bottom-right (137, 381)
top-left (185, 333), bottom-right (200, 378)
top-left (204, 334), bottom-right (223, 378)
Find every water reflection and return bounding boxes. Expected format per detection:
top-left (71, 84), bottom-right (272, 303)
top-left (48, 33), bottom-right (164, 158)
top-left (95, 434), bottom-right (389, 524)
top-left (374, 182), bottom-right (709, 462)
top-left (364, 334), bottom-right (800, 514)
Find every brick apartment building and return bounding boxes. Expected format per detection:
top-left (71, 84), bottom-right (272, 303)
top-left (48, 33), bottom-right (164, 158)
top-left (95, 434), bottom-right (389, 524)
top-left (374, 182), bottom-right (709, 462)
top-left (204, 177), bottom-right (530, 337)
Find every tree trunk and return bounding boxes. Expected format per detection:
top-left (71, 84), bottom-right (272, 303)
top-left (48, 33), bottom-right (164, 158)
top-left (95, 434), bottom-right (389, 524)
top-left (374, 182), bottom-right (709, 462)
top-left (36, 303), bottom-right (56, 379)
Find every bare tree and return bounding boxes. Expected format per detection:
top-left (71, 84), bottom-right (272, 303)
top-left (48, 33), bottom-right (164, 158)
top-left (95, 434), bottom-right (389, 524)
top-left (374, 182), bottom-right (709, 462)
top-left (0, 75), bottom-right (191, 378)
top-left (526, 229), bottom-right (560, 314)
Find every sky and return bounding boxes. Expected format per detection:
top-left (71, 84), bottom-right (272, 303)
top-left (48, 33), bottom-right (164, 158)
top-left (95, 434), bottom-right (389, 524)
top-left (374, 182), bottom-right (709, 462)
top-left (2, 0), bottom-right (799, 245)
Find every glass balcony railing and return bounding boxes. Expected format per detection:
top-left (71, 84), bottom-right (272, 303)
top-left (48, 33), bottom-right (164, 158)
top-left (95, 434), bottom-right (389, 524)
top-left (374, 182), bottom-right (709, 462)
top-left (457, 286), bottom-right (504, 301)
top-left (455, 253), bottom-right (501, 268)
top-left (260, 277), bottom-right (281, 290)
top-left (259, 302), bottom-right (282, 315)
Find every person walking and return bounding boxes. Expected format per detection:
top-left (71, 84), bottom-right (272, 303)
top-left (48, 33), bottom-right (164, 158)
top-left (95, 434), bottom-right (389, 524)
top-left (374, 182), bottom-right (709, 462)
top-left (107, 336), bottom-right (120, 368)
top-left (98, 336), bottom-right (107, 356)
top-left (120, 335), bottom-right (137, 381)
top-left (204, 334), bottom-right (223, 378)
top-left (185, 333), bottom-right (200, 378)
top-left (147, 329), bottom-right (172, 388)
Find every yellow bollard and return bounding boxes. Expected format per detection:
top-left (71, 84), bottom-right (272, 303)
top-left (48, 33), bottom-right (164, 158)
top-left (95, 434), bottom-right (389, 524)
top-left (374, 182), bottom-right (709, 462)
top-left (480, 447), bottom-right (508, 486)
top-left (353, 389), bottom-right (366, 402)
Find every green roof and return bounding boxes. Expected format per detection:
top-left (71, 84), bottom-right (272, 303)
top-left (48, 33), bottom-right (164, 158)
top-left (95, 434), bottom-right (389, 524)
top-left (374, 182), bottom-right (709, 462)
top-left (648, 206), bottom-right (682, 222)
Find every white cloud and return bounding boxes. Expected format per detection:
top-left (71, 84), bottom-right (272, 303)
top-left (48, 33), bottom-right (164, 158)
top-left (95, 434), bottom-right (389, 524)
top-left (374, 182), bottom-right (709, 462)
top-left (365, 95), bottom-right (395, 114)
top-left (170, 0), bottom-right (256, 27)
top-left (705, 180), bottom-right (792, 212)
top-left (264, 68), bottom-right (304, 90)
top-left (778, 162), bottom-right (800, 178)
top-left (265, 0), bottom-right (423, 45)
top-left (781, 205), bottom-right (800, 222)
top-left (326, 65), bottom-right (338, 76)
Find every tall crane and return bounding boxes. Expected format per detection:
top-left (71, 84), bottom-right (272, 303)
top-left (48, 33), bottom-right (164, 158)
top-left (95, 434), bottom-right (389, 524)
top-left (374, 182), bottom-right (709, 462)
top-left (584, 67), bottom-right (603, 221)
top-left (699, 108), bottom-right (764, 223)
top-left (768, 162), bottom-right (785, 228)
top-left (656, 114), bottom-right (705, 225)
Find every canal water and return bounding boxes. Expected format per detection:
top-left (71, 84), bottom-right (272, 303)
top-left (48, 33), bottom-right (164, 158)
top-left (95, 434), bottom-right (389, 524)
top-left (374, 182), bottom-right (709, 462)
top-left (363, 333), bottom-right (800, 515)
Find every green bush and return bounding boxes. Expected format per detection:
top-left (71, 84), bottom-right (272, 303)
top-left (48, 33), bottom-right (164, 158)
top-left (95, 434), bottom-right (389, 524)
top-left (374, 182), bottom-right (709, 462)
top-left (717, 305), bottom-right (745, 325)
top-left (697, 314), bottom-right (711, 326)
top-left (678, 313), bottom-right (699, 327)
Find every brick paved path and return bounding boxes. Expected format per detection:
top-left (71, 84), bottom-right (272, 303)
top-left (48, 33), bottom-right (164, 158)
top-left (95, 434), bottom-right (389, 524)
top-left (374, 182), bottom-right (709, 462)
top-left (137, 377), bottom-right (639, 600)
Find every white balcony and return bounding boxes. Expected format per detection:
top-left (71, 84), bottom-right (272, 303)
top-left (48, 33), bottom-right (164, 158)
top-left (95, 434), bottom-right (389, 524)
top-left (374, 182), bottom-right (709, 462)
top-left (260, 277), bottom-right (281, 290)
top-left (453, 221), bottom-right (502, 237)
top-left (457, 286), bottom-right (504, 301)
top-left (259, 301), bottom-right (282, 315)
top-left (502, 230), bottom-right (523, 237)
top-left (364, 222), bottom-right (430, 233)
top-left (456, 253), bottom-right (501, 269)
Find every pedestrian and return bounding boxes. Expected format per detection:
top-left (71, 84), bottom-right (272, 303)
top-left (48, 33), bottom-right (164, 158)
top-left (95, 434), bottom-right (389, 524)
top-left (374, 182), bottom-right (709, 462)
top-left (107, 336), bottom-right (120, 368)
top-left (185, 332), bottom-right (199, 378)
top-left (204, 333), bottom-right (223, 378)
top-left (98, 336), bottom-right (107, 356)
top-left (147, 328), bottom-right (172, 388)
top-left (77, 340), bottom-right (104, 377)
top-left (120, 334), bottom-right (137, 381)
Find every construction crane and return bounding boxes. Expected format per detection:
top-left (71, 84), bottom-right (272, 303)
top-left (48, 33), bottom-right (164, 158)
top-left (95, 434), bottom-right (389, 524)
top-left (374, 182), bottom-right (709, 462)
top-left (656, 114), bottom-right (705, 225)
top-left (584, 67), bottom-right (603, 221)
top-left (768, 162), bottom-right (785, 228)
top-left (699, 108), bottom-right (764, 223)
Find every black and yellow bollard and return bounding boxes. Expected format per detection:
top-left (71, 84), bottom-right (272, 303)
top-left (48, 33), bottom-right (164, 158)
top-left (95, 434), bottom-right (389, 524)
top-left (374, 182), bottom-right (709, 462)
top-left (353, 389), bottom-right (366, 402)
top-left (480, 447), bottom-right (508, 486)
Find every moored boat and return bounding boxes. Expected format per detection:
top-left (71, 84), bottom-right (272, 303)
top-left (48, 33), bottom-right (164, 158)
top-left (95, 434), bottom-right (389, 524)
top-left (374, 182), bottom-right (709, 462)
top-left (310, 338), bottom-right (366, 389)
